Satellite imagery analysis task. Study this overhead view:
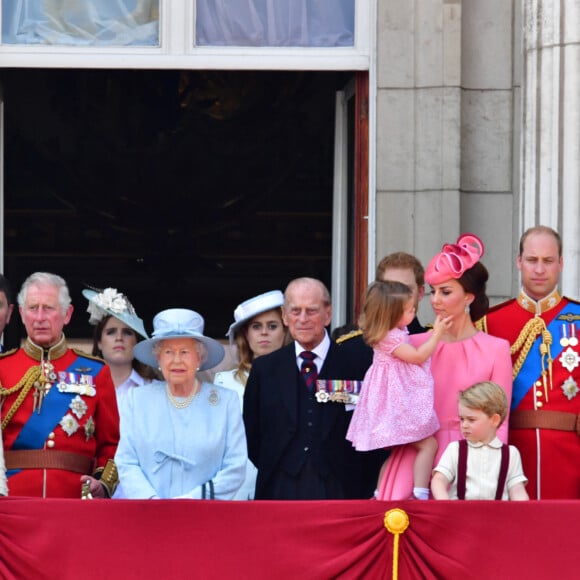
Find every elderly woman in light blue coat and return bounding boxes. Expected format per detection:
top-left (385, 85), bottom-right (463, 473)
top-left (115, 308), bottom-right (246, 500)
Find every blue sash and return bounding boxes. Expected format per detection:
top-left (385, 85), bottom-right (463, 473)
top-left (512, 302), bottom-right (580, 410)
top-left (8, 355), bottom-right (103, 476)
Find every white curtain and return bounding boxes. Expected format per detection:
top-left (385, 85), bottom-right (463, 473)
top-left (195, 0), bottom-right (355, 47)
top-left (2, 0), bottom-right (159, 45)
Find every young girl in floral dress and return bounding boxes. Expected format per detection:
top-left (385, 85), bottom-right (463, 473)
top-left (347, 280), bottom-right (451, 500)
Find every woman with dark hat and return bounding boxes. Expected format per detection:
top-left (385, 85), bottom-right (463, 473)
top-left (214, 290), bottom-right (287, 499)
top-left (115, 308), bottom-right (246, 499)
top-left (84, 287), bottom-right (159, 406)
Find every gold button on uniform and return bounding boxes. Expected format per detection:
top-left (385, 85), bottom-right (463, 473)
top-left (47, 440), bottom-right (55, 448)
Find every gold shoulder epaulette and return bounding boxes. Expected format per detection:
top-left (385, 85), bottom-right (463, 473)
top-left (475, 316), bottom-right (487, 333)
top-left (72, 348), bottom-right (105, 363)
top-left (336, 329), bottom-right (363, 344)
top-left (0, 347), bottom-right (19, 358)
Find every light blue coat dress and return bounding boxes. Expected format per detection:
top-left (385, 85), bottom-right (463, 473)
top-left (115, 380), bottom-right (247, 499)
top-left (213, 369), bottom-right (258, 500)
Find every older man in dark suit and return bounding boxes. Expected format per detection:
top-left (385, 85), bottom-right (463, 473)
top-left (243, 277), bottom-right (366, 500)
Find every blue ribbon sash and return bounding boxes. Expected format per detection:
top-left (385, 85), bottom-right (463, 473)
top-left (10, 355), bottom-right (104, 454)
top-left (512, 303), bottom-right (580, 410)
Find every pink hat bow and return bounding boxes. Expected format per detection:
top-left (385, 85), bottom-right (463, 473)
top-left (425, 234), bottom-right (484, 285)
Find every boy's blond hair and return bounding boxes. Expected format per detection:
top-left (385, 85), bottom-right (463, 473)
top-left (458, 381), bottom-right (508, 426)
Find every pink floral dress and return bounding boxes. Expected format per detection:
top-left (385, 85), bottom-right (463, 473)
top-left (346, 327), bottom-right (439, 451)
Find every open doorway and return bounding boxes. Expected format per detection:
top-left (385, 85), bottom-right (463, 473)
top-left (0, 68), bottom-right (354, 342)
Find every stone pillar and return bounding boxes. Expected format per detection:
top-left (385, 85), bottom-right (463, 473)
top-left (375, 0), bottom-right (462, 321)
top-left (521, 0), bottom-right (580, 296)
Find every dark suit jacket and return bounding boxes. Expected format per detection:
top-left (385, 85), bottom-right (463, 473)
top-left (243, 341), bottom-right (367, 499)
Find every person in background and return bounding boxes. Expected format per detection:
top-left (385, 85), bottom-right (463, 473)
top-left (479, 225), bottom-right (580, 499)
top-left (115, 308), bottom-right (246, 499)
top-left (0, 272), bottom-right (119, 498)
top-left (346, 281), bottom-right (451, 499)
top-left (431, 381), bottom-right (529, 501)
top-left (214, 289), bottom-right (288, 500)
top-left (378, 234), bottom-right (513, 499)
top-left (84, 287), bottom-right (159, 407)
top-left (0, 274), bottom-right (15, 352)
top-left (244, 277), bottom-right (370, 500)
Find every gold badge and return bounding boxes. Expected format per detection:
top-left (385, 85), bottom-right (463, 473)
top-left (84, 416), bottom-right (95, 441)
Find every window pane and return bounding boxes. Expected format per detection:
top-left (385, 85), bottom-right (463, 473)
top-left (196, 0), bottom-right (355, 47)
top-left (1, 0), bottom-right (159, 46)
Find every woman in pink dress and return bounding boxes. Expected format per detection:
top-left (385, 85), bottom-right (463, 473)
top-left (346, 281), bottom-right (451, 500)
top-left (377, 234), bottom-right (513, 500)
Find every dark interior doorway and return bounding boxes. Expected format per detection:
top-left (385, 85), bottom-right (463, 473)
top-left (1, 68), bottom-right (352, 344)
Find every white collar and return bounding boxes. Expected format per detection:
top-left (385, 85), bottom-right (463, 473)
top-left (466, 436), bottom-right (503, 449)
top-left (293, 331), bottom-right (330, 363)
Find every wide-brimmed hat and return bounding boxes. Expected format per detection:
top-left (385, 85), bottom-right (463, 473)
top-left (83, 287), bottom-right (148, 339)
top-left (425, 234), bottom-right (484, 285)
top-left (134, 308), bottom-right (224, 371)
top-left (226, 290), bottom-right (285, 339)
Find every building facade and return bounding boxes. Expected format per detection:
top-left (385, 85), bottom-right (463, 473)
top-left (0, 1), bottom-right (577, 329)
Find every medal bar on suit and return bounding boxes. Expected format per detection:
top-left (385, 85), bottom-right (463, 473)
top-left (315, 379), bottom-right (362, 404)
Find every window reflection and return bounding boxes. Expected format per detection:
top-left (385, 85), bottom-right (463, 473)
top-left (2, 0), bottom-right (159, 46)
top-left (195, 0), bottom-right (355, 47)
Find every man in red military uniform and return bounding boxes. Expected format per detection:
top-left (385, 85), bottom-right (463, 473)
top-left (480, 226), bottom-right (580, 499)
top-left (0, 272), bottom-right (119, 498)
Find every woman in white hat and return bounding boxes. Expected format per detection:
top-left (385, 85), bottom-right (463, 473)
top-left (115, 308), bottom-right (246, 500)
top-left (84, 287), bottom-right (159, 406)
top-left (214, 290), bottom-right (288, 500)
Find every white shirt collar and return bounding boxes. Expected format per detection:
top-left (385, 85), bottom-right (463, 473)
top-left (293, 331), bottom-right (330, 370)
top-left (467, 436), bottom-right (503, 449)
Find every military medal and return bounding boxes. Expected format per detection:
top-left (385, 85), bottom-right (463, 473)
top-left (56, 371), bottom-right (96, 396)
top-left (315, 379), bottom-right (362, 404)
top-left (560, 324), bottom-right (569, 347)
top-left (570, 324), bottom-right (578, 347)
top-left (559, 347), bottom-right (580, 373)
top-left (562, 377), bottom-right (579, 400)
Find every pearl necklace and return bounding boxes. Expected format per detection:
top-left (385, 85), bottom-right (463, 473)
top-left (166, 382), bottom-right (198, 409)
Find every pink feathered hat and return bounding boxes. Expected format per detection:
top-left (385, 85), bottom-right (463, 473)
top-left (425, 234), bottom-right (485, 285)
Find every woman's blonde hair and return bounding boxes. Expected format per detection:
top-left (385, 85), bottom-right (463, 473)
top-left (458, 381), bottom-right (508, 426)
top-left (233, 307), bottom-right (288, 385)
top-left (358, 281), bottom-right (413, 347)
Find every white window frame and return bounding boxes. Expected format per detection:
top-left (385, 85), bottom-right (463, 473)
top-left (0, 0), bottom-right (370, 71)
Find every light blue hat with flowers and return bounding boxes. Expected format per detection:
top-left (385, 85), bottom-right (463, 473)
top-left (83, 287), bottom-right (148, 339)
top-left (133, 308), bottom-right (224, 371)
